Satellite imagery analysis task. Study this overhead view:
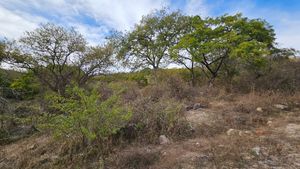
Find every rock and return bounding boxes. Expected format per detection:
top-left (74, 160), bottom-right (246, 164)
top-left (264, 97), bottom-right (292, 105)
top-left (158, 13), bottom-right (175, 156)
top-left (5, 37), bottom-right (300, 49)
top-left (267, 121), bottom-right (272, 126)
top-left (29, 144), bottom-right (37, 150)
top-left (285, 123), bottom-right (300, 138)
top-left (227, 129), bottom-right (253, 137)
top-left (159, 135), bottom-right (170, 145)
top-left (193, 103), bottom-right (202, 110)
top-left (185, 105), bottom-right (194, 111)
top-left (252, 146), bottom-right (260, 156)
top-left (226, 129), bottom-right (239, 136)
top-left (274, 104), bottom-right (289, 110)
top-left (238, 130), bottom-right (254, 136)
top-left (256, 107), bottom-right (263, 112)
top-left (193, 103), bottom-right (208, 110)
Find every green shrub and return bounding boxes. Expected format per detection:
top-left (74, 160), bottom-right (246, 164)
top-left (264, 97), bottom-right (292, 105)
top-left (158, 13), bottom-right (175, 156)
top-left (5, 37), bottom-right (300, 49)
top-left (45, 86), bottom-right (132, 143)
top-left (10, 72), bottom-right (40, 99)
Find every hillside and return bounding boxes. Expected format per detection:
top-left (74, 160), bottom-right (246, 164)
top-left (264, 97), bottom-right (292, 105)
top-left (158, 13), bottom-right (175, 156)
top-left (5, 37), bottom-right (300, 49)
top-left (1, 91), bottom-right (299, 168)
top-left (1, 4), bottom-right (300, 169)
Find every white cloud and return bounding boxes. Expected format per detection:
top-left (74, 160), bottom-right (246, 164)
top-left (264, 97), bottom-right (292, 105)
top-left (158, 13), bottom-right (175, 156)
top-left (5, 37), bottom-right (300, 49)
top-left (1, 0), bottom-right (299, 50)
top-left (0, 6), bottom-right (44, 39)
top-left (0, 0), bottom-right (169, 44)
top-left (70, 0), bottom-right (169, 30)
top-left (184, 0), bottom-right (208, 16)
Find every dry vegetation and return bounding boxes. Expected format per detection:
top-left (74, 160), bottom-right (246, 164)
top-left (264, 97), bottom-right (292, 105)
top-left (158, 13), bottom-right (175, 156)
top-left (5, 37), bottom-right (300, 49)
top-left (1, 9), bottom-right (300, 169)
top-left (1, 72), bottom-right (300, 168)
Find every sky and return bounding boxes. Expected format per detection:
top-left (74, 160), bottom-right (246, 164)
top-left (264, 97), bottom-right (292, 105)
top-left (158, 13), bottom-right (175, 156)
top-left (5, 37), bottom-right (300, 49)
top-left (0, 0), bottom-right (299, 50)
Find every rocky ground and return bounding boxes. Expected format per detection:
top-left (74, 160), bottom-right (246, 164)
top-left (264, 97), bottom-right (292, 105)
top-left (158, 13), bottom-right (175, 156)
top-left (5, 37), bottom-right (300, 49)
top-left (1, 93), bottom-right (299, 169)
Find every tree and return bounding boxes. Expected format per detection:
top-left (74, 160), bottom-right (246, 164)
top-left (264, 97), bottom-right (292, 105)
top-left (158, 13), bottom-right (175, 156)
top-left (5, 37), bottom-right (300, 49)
top-left (8, 23), bottom-right (114, 95)
top-left (74, 44), bottom-right (114, 86)
top-left (171, 14), bottom-right (276, 85)
top-left (117, 9), bottom-right (190, 70)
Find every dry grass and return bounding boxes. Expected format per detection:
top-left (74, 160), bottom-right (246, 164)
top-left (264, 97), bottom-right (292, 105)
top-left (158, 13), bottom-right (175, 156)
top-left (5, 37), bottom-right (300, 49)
top-left (1, 86), bottom-right (300, 169)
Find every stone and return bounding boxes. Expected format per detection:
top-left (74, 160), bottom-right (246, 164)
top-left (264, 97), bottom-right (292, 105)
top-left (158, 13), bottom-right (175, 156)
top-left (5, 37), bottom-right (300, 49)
top-left (159, 135), bottom-right (170, 145)
top-left (237, 130), bottom-right (254, 136)
top-left (29, 144), bottom-right (37, 150)
top-left (252, 146), bottom-right (260, 156)
top-left (274, 104), bottom-right (289, 110)
top-left (185, 105), bottom-right (194, 111)
top-left (267, 121), bottom-right (272, 126)
top-left (226, 129), bottom-right (239, 136)
top-left (256, 107), bottom-right (263, 112)
top-left (193, 103), bottom-right (202, 110)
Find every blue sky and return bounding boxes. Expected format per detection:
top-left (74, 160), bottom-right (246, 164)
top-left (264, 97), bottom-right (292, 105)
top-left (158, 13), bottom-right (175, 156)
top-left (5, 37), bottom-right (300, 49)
top-left (0, 0), bottom-right (299, 50)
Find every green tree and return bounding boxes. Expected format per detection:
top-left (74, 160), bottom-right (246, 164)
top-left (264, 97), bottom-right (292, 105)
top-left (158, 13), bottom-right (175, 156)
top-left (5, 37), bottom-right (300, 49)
top-left (117, 9), bottom-right (190, 70)
top-left (8, 23), bottom-right (114, 95)
top-left (171, 14), bottom-right (275, 85)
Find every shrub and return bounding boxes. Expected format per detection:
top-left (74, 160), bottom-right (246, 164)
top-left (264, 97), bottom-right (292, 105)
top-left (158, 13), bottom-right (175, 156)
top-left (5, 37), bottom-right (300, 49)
top-left (10, 72), bottom-right (40, 99)
top-left (129, 95), bottom-right (192, 143)
top-left (45, 86), bottom-right (132, 144)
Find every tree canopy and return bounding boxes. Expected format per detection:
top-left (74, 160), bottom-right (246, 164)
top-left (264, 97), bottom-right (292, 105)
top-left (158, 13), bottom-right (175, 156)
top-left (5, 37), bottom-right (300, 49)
top-left (117, 9), bottom-right (190, 70)
top-left (6, 23), bottom-right (114, 95)
top-left (170, 13), bottom-right (276, 84)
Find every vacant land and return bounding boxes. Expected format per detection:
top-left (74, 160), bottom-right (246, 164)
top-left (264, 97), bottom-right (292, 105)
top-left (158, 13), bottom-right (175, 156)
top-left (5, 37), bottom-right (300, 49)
top-left (1, 89), bottom-right (300, 169)
top-left (0, 6), bottom-right (300, 169)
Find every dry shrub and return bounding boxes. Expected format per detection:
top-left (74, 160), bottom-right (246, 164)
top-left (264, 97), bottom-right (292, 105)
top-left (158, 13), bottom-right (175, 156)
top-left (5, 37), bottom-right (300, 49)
top-left (98, 81), bottom-right (140, 103)
top-left (149, 74), bottom-right (197, 101)
top-left (230, 60), bottom-right (300, 93)
top-left (219, 91), bottom-right (299, 130)
top-left (129, 96), bottom-right (192, 143)
top-left (165, 74), bottom-right (197, 100)
top-left (197, 136), bottom-right (255, 168)
top-left (101, 77), bottom-right (194, 144)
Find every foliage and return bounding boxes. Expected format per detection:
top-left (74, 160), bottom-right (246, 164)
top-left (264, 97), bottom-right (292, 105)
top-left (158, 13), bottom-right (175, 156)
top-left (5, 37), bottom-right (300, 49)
top-left (171, 13), bottom-right (275, 84)
top-left (116, 9), bottom-right (190, 70)
top-left (45, 86), bottom-right (132, 142)
top-left (10, 72), bottom-right (40, 99)
top-left (7, 23), bottom-right (113, 95)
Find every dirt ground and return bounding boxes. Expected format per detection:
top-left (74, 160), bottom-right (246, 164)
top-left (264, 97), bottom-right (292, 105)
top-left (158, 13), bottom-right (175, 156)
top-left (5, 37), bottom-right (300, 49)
top-left (1, 93), bottom-right (300, 169)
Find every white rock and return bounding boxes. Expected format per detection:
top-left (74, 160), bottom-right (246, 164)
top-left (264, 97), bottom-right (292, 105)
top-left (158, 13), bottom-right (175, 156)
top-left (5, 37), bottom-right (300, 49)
top-left (274, 104), bottom-right (288, 110)
top-left (256, 107), bottom-right (263, 112)
top-left (226, 129), bottom-right (239, 136)
top-left (238, 130), bottom-right (253, 136)
top-left (159, 135), bottom-right (170, 145)
top-left (252, 147), bottom-right (260, 156)
top-left (267, 121), bottom-right (272, 126)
